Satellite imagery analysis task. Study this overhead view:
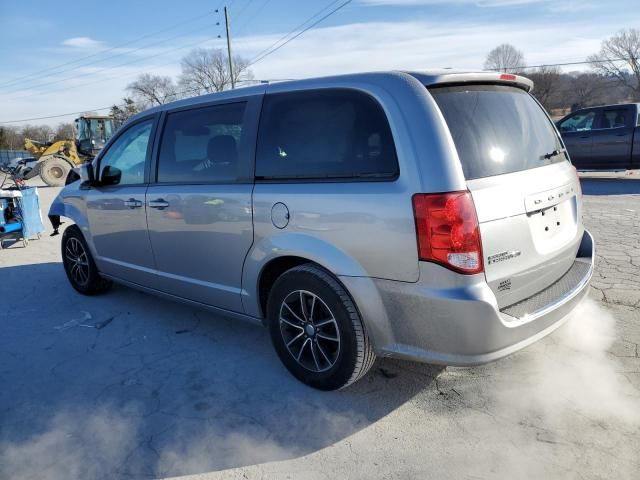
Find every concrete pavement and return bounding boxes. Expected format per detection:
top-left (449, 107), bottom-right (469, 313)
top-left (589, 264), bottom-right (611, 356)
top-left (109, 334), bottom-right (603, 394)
top-left (0, 176), bottom-right (638, 480)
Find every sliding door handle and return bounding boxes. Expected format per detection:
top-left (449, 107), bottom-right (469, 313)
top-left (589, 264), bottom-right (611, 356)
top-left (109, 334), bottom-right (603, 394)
top-left (124, 198), bottom-right (143, 209)
top-left (148, 199), bottom-right (170, 209)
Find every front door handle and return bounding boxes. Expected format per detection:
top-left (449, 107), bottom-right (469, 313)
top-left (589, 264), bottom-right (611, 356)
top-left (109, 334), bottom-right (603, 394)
top-left (124, 198), bottom-right (143, 209)
top-left (148, 199), bottom-right (170, 209)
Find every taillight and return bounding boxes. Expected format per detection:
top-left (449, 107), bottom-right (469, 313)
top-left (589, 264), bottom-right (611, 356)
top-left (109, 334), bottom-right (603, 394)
top-left (412, 191), bottom-right (483, 274)
top-left (574, 167), bottom-right (582, 198)
top-left (500, 74), bottom-right (517, 81)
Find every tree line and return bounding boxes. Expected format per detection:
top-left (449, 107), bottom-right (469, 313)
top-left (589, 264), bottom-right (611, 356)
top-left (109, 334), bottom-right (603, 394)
top-left (2, 28), bottom-right (639, 150)
top-left (484, 29), bottom-right (640, 115)
top-left (0, 123), bottom-right (75, 151)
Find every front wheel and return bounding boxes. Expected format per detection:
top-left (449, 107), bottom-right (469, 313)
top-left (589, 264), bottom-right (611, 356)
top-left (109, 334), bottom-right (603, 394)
top-left (39, 156), bottom-right (71, 187)
top-left (267, 264), bottom-right (376, 390)
top-left (61, 225), bottom-right (112, 295)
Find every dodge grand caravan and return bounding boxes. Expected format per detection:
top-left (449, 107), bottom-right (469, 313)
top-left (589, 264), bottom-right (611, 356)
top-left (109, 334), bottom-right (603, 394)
top-left (50, 71), bottom-right (594, 390)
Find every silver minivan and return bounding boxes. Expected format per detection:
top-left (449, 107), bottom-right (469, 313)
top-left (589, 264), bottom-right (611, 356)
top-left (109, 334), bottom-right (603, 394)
top-left (51, 71), bottom-right (594, 390)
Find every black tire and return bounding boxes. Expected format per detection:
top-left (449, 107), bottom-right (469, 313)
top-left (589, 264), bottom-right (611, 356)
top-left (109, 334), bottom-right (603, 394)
top-left (39, 156), bottom-right (71, 187)
top-left (61, 225), bottom-right (112, 295)
top-left (267, 264), bottom-right (376, 390)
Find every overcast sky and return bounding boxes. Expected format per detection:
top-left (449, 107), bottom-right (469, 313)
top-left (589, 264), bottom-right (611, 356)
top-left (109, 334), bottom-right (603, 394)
top-left (1, 0), bottom-right (639, 126)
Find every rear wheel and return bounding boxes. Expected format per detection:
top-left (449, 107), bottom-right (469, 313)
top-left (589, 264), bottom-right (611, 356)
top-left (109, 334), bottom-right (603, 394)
top-left (61, 225), bottom-right (112, 295)
top-left (267, 264), bottom-right (376, 390)
top-left (39, 156), bottom-right (71, 187)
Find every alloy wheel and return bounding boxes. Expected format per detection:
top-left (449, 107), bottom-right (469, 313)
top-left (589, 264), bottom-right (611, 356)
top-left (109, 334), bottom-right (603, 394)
top-left (279, 290), bottom-right (341, 372)
top-left (65, 237), bottom-right (90, 286)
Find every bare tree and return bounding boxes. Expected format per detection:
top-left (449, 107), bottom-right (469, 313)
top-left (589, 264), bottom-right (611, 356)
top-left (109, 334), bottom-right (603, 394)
top-left (54, 123), bottom-right (75, 141)
top-left (21, 124), bottom-right (54, 144)
top-left (484, 44), bottom-right (526, 73)
top-left (0, 126), bottom-right (22, 150)
top-left (179, 48), bottom-right (253, 95)
top-left (126, 74), bottom-right (178, 108)
top-left (565, 73), bottom-right (616, 111)
top-left (588, 29), bottom-right (640, 101)
top-left (110, 98), bottom-right (140, 129)
top-left (0, 127), bottom-right (10, 150)
top-left (527, 66), bottom-right (562, 111)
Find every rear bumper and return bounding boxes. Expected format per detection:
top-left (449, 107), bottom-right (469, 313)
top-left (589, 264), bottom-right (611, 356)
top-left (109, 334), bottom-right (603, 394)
top-left (341, 230), bottom-right (595, 365)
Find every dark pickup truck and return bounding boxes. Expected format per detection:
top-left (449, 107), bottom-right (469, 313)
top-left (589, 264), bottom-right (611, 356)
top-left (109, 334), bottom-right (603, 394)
top-left (557, 103), bottom-right (640, 170)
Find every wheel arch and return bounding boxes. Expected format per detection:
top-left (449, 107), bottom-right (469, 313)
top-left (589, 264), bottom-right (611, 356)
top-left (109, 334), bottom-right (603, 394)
top-left (243, 233), bottom-right (369, 319)
top-left (248, 254), bottom-right (395, 353)
top-left (49, 186), bottom-right (97, 256)
top-left (256, 256), bottom-right (311, 319)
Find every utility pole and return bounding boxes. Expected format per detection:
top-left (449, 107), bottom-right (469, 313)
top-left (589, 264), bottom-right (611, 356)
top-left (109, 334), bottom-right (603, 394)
top-left (224, 6), bottom-right (235, 89)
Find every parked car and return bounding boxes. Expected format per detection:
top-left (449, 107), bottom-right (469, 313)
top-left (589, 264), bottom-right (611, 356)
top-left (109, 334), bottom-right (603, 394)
top-left (557, 103), bottom-right (640, 170)
top-left (50, 71), bottom-right (594, 390)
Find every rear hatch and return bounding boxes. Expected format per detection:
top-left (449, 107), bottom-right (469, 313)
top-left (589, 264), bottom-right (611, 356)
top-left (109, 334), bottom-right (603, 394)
top-left (429, 83), bottom-right (583, 309)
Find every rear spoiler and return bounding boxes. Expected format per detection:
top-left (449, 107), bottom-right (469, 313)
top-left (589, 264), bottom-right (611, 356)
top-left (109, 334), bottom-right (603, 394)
top-left (405, 71), bottom-right (534, 93)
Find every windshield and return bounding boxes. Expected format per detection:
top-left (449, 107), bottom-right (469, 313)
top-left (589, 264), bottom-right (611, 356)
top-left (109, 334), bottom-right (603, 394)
top-left (429, 84), bottom-right (566, 180)
top-left (89, 119), bottom-right (113, 144)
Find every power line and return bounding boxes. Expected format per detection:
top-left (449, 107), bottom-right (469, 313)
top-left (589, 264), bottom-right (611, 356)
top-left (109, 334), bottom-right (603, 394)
top-left (0, 80), bottom-right (285, 124)
top-left (249, 0), bottom-right (354, 66)
top-left (0, 86), bottom-right (211, 125)
top-left (235, 0), bottom-right (256, 18)
top-left (2, 1), bottom-right (346, 101)
top-left (0, 107), bottom-right (115, 124)
top-left (1, 23), bottom-right (217, 96)
top-left (3, 1), bottom-right (358, 123)
top-left (2, 34), bottom-right (225, 102)
top-left (0, 7), bottom-right (224, 90)
top-left (248, 0), bottom-right (348, 66)
top-left (494, 56), bottom-right (634, 71)
top-left (1, 1), bottom-right (269, 99)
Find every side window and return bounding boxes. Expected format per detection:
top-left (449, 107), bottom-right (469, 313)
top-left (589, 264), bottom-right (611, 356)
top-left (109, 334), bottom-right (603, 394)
top-left (559, 111), bottom-right (597, 133)
top-left (256, 89), bottom-right (398, 180)
top-left (601, 109), bottom-right (627, 129)
top-left (157, 102), bottom-right (246, 183)
top-left (99, 119), bottom-right (153, 186)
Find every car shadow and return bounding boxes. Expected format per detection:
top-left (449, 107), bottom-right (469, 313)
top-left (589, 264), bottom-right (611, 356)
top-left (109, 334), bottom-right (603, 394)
top-left (0, 262), bottom-right (443, 479)
top-left (580, 177), bottom-right (640, 196)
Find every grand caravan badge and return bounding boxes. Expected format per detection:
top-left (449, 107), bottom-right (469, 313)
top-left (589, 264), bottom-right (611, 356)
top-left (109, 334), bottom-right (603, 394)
top-left (488, 250), bottom-right (522, 265)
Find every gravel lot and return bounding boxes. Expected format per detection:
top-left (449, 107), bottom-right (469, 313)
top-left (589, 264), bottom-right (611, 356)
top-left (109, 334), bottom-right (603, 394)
top-left (1, 174), bottom-right (639, 480)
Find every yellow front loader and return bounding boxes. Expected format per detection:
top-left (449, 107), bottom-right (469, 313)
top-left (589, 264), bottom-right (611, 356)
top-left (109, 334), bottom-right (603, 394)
top-left (24, 115), bottom-right (114, 187)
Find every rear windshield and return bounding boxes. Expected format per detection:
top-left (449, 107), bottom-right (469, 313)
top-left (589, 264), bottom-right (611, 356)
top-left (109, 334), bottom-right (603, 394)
top-left (429, 84), bottom-right (565, 180)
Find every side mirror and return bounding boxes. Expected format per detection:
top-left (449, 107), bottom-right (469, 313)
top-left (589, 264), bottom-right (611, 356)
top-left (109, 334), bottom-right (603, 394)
top-left (100, 165), bottom-right (122, 186)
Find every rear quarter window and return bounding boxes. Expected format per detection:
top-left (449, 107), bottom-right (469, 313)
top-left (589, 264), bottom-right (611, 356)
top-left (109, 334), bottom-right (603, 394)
top-left (429, 84), bottom-right (565, 180)
top-left (256, 89), bottom-right (398, 180)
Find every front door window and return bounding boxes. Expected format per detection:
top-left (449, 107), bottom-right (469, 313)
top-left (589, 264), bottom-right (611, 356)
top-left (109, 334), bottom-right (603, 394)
top-left (99, 120), bottom-right (153, 186)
